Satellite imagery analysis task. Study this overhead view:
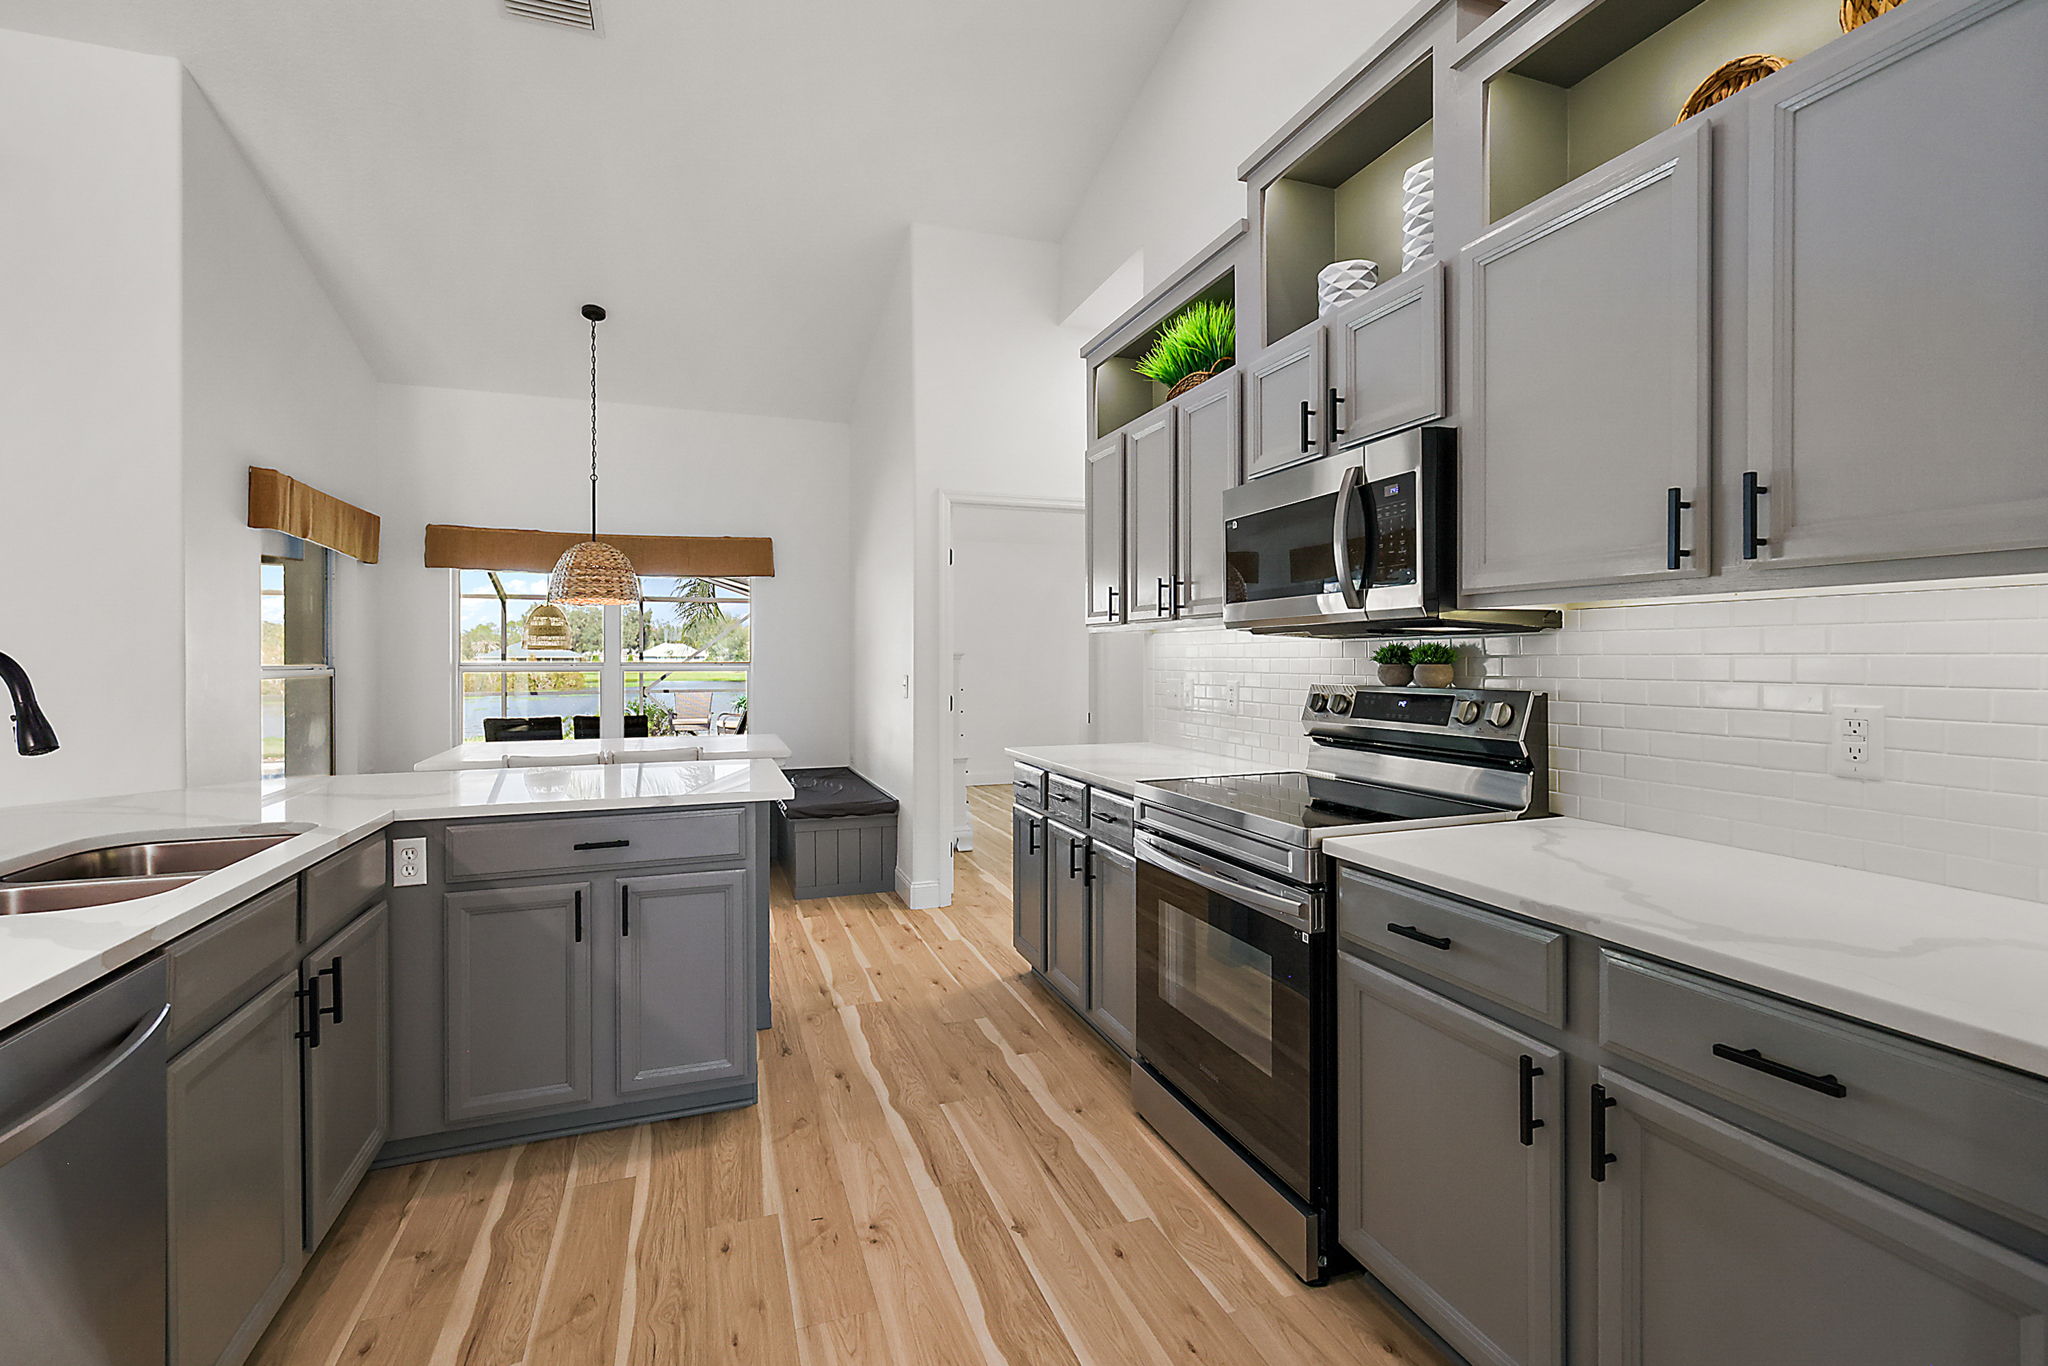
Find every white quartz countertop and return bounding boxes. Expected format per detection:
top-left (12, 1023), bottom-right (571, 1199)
top-left (1004, 743), bottom-right (1271, 797)
top-left (413, 732), bottom-right (790, 771)
top-left (0, 759), bottom-right (793, 1034)
top-left (1322, 818), bottom-right (2048, 1079)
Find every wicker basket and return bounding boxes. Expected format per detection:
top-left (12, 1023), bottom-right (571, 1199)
top-left (1841, 0), bottom-right (1907, 30)
top-left (1676, 53), bottom-right (1789, 123)
top-left (1166, 360), bottom-right (1232, 399)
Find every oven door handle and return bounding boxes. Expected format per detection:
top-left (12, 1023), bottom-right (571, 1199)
top-left (1135, 833), bottom-right (1316, 933)
top-left (1330, 464), bottom-right (1365, 610)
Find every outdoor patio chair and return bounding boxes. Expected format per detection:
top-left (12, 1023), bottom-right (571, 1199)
top-left (482, 716), bottom-right (564, 742)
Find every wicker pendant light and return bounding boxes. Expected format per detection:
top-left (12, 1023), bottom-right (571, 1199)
top-left (522, 602), bottom-right (572, 652)
top-left (549, 303), bottom-right (639, 606)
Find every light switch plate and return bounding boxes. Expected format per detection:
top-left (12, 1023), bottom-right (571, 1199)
top-left (391, 836), bottom-right (428, 886)
top-left (1829, 705), bottom-right (1885, 780)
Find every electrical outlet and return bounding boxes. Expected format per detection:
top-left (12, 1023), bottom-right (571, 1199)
top-left (1829, 705), bottom-right (1885, 781)
top-left (391, 836), bottom-right (428, 887)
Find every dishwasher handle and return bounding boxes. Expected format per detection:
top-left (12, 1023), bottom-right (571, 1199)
top-left (0, 1003), bottom-right (168, 1170)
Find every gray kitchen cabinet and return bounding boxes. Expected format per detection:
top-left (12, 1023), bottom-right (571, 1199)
top-left (1086, 841), bottom-right (1138, 1057)
top-left (1461, 121), bottom-right (1712, 595)
top-left (443, 881), bottom-right (594, 1124)
top-left (1742, 0), bottom-right (2048, 572)
top-left (1329, 260), bottom-right (1446, 448)
top-left (1339, 953), bottom-right (1563, 1366)
top-left (1124, 410), bottom-right (1178, 623)
top-left (614, 870), bottom-right (753, 1097)
top-left (1012, 805), bottom-right (1048, 972)
top-left (300, 903), bottom-right (388, 1251)
top-left (1594, 1071), bottom-right (2048, 1365)
top-left (1044, 821), bottom-right (1091, 1011)
top-left (1243, 319), bottom-right (1329, 480)
top-left (1085, 434), bottom-right (1126, 624)
top-left (167, 972), bottom-right (303, 1366)
top-left (1174, 370), bottom-right (1239, 618)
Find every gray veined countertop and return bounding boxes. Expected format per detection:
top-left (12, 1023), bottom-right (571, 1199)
top-left (0, 759), bottom-right (794, 1035)
top-left (1003, 742), bottom-right (1273, 797)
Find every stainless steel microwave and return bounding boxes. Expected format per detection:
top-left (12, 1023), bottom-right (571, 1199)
top-left (1220, 428), bottom-right (1558, 637)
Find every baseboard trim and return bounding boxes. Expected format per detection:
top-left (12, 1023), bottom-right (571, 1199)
top-left (895, 867), bottom-right (947, 910)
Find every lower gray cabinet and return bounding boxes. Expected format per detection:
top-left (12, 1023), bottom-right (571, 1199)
top-left (1593, 1072), bottom-right (2048, 1365)
top-left (615, 870), bottom-right (752, 1096)
top-left (444, 881), bottom-right (594, 1124)
top-left (1338, 954), bottom-right (1563, 1366)
top-left (301, 904), bottom-right (389, 1250)
top-left (167, 973), bottom-right (303, 1366)
top-left (1085, 841), bottom-right (1138, 1056)
top-left (1044, 821), bottom-right (1091, 1011)
top-left (1012, 805), bottom-right (1048, 972)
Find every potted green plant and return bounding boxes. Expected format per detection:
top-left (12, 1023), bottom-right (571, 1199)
top-left (1371, 642), bottom-right (1413, 687)
top-left (1134, 300), bottom-right (1235, 399)
top-left (1410, 642), bottom-right (1459, 689)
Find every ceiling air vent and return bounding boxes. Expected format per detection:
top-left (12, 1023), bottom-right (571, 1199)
top-left (503, 0), bottom-right (600, 33)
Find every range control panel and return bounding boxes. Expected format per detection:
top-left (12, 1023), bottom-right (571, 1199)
top-left (1304, 684), bottom-right (1532, 736)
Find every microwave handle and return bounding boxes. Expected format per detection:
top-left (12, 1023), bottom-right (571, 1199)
top-left (1330, 464), bottom-right (1366, 610)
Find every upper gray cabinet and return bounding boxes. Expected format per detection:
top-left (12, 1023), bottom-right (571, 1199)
top-left (1174, 370), bottom-right (1240, 618)
top-left (1460, 122), bottom-right (1712, 595)
top-left (443, 881), bottom-right (594, 1124)
top-left (1084, 434), bottom-right (1126, 625)
top-left (1329, 260), bottom-right (1446, 448)
top-left (614, 871), bottom-right (753, 1098)
top-left (1742, 0), bottom-right (2048, 571)
top-left (1244, 321), bottom-right (1331, 479)
top-left (1123, 410), bottom-right (1177, 623)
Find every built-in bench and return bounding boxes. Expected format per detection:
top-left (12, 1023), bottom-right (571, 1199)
top-left (773, 767), bottom-right (899, 899)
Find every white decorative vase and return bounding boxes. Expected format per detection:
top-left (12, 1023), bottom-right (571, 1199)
top-left (1401, 157), bottom-right (1437, 272)
top-left (1317, 259), bottom-right (1379, 315)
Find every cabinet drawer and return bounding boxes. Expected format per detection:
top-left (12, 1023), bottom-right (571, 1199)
top-left (167, 882), bottom-right (300, 1052)
top-left (1336, 868), bottom-right (1565, 1027)
top-left (1600, 951), bottom-right (2048, 1235)
top-left (1087, 789), bottom-right (1135, 853)
top-left (1012, 763), bottom-right (1047, 812)
top-left (443, 807), bottom-right (747, 881)
top-left (301, 834), bottom-right (386, 945)
top-left (1045, 775), bottom-right (1089, 823)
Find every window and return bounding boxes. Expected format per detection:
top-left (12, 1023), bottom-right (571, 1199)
top-left (455, 572), bottom-right (749, 743)
top-left (261, 541), bottom-right (335, 778)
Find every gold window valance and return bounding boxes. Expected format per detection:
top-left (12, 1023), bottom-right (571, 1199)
top-left (423, 524), bottom-right (775, 578)
top-left (248, 467), bottom-right (381, 563)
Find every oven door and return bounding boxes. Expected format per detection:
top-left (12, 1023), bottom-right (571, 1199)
top-left (1220, 457), bottom-right (1368, 633)
top-left (1134, 831), bottom-right (1326, 1201)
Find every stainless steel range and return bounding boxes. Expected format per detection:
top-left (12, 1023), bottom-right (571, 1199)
top-left (1129, 684), bottom-right (1547, 1283)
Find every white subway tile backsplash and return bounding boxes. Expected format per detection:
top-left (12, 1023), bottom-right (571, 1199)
top-left (1147, 582), bottom-right (2048, 902)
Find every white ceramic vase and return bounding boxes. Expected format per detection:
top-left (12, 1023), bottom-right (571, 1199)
top-left (1400, 157), bottom-right (1437, 272)
top-left (1317, 259), bottom-right (1379, 315)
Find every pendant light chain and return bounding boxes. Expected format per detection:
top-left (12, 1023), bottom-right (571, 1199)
top-left (589, 314), bottom-right (600, 542)
top-left (548, 301), bottom-right (636, 606)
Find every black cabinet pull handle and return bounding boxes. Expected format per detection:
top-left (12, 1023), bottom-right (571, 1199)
top-left (316, 956), bottom-right (344, 1025)
top-left (1157, 577), bottom-right (1172, 615)
top-left (573, 889), bottom-right (584, 943)
top-left (1666, 487), bottom-right (1693, 571)
top-left (1742, 471), bottom-right (1770, 559)
top-left (1519, 1055), bottom-right (1545, 1146)
top-left (1299, 399), bottom-right (1316, 454)
top-left (1591, 1084), bottom-right (1618, 1181)
top-left (1067, 839), bottom-right (1083, 880)
top-left (294, 981), bottom-right (321, 1048)
top-left (1712, 1043), bottom-right (1847, 1098)
top-left (620, 884), bottom-right (631, 937)
top-left (573, 838), bottom-right (631, 851)
top-left (1385, 922), bottom-right (1452, 951)
top-left (1328, 388), bottom-right (1345, 443)
top-left (1026, 820), bottom-right (1040, 856)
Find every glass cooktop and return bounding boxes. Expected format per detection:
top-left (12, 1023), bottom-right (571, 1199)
top-left (1141, 771), bottom-right (1490, 838)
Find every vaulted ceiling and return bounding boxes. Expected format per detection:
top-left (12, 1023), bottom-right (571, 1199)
top-left (0, 0), bottom-right (1189, 418)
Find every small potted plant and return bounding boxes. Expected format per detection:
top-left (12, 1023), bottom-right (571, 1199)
top-left (1371, 642), bottom-right (1413, 687)
top-left (1134, 300), bottom-right (1235, 399)
top-left (1410, 642), bottom-right (1459, 689)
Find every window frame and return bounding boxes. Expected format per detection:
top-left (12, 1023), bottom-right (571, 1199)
top-left (261, 538), bottom-right (336, 780)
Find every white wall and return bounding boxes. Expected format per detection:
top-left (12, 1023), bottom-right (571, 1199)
top-left (0, 32), bottom-right (184, 808)
top-left (952, 503), bottom-right (1089, 784)
top-left (369, 385), bottom-right (854, 775)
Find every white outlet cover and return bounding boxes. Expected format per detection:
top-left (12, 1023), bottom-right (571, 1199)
top-left (1829, 705), bottom-right (1885, 781)
top-left (391, 836), bottom-right (428, 886)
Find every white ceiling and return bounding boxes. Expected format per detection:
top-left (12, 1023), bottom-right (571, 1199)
top-left (0, 0), bottom-right (1189, 419)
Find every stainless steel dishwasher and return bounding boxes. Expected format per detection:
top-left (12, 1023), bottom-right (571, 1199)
top-left (0, 958), bottom-right (170, 1366)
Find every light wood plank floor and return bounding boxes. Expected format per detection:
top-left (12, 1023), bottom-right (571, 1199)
top-left (249, 785), bottom-right (1442, 1366)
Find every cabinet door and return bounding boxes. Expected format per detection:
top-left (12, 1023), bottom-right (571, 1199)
top-left (168, 973), bottom-right (303, 1366)
top-left (1331, 260), bottom-right (1446, 448)
top-left (1594, 1072), bottom-right (2048, 1366)
top-left (1012, 806), bottom-right (1048, 972)
top-left (1462, 122), bottom-right (1712, 594)
top-left (1124, 410), bottom-right (1178, 622)
top-left (1085, 435), bottom-right (1126, 624)
top-left (1338, 955), bottom-right (1562, 1366)
top-left (444, 882), bottom-right (593, 1124)
top-left (1744, 0), bottom-right (2048, 569)
top-left (1174, 371), bottom-right (1239, 619)
top-left (614, 870), bottom-right (753, 1097)
top-left (1243, 320), bottom-right (1329, 480)
top-left (1043, 824), bottom-right (1090, 1012)
top-left (1086, 842), bottom-right (1138, 1056)
top-left (302, 903), bottom-right (389, 1251)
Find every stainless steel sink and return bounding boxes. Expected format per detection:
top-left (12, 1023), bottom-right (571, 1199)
top-left (0, 875), bottom-right (201, 915)
top-left (1, 834), bottom-right (294, 884)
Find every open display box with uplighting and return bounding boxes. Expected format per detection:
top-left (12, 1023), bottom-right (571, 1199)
top-left (1090, 268), bottom-right (1238, 439)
